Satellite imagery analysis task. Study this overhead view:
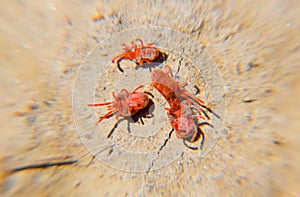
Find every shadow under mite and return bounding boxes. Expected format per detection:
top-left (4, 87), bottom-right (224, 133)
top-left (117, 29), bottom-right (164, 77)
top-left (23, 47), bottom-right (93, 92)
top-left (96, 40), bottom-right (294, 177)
top-left (183, 121), bottom-right (214, 150)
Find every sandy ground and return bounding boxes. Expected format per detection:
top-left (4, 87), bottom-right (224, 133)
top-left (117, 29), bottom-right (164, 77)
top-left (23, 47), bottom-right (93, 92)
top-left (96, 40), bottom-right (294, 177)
top-left (0, 0), bottom-right (300, 196)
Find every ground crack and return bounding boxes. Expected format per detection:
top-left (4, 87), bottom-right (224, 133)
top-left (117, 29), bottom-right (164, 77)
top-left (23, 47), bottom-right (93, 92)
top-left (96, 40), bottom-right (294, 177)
top-left (174, 57), bottom-right (183, 79)
top-left (146, 128), bottom-right (174, 173)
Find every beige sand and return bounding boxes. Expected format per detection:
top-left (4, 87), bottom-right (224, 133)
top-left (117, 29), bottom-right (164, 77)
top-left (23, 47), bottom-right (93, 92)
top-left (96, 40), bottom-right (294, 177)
top-left (0, 0), bottom-right (299, 196)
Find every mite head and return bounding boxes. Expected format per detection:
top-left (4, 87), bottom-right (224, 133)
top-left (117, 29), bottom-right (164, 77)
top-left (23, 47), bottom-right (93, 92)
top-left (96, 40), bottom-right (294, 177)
top-left (113, 89), bottom-right (131, 117)
top-left (175, 115), bottom-right (197, 139)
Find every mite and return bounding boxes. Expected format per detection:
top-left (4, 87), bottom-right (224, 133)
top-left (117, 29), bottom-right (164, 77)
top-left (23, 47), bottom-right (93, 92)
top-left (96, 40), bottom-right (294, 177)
top-left (151, 67), bottom-right (217, 149)
top-left (112, 38), bottom-right (160, 72)
top-left (88, 85), bottom-right (150, 123)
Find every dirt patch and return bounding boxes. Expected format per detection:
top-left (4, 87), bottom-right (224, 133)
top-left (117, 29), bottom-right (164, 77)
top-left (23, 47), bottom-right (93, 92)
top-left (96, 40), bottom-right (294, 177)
top-left (0, 0), bottom-right (299, 196)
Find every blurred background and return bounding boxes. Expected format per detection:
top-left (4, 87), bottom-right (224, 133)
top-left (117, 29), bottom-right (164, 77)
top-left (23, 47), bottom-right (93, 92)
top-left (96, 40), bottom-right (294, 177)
top-left (0, 0), bottom-right (299, 196)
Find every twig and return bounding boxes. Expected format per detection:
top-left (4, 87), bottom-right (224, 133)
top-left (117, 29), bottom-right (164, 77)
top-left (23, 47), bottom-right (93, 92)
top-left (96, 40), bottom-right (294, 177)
top-left (11, 160), bottom-right (78, 173)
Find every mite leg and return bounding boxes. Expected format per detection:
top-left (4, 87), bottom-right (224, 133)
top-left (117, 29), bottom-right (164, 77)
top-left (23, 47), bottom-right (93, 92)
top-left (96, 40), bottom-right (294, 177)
top-left (183, 129), bottom-right (205, 150)
top-left (98, 109), bottom-right (117, 123)
top-left (198, 129), bottom-right (205, 150)
top-left (183, 139), bottom-right (198, 150)
top-left (135, 38), bottom-right (144, 47)
top-left (201, 110), bottom-right (210, 120)
top-left (144, 91), bottom-right (154, 98)
top-left (139, 58), bottom-right (144, 66)
top-left (115, 110), bottom-right (122, 120)
top-left (197, 103), bottom-right (221, 119)
top-left (164, 64), bottom-right (173, 75)
top-left (144, 42), bottom-right (155, 47)
top-left (112, 55), bottom-right (125, 72)
top-left (131, 41), bottom-right (137, 49)
top-left (191, 104), bottom-right (210, 120)
top-left (122, 43), bottom-right (132, 51)
top-left (132, 85), bottom-right (145, 93)
top-left (196, 97), bottom-right (205, 105)
top-left (127, 119), bottom-right (131, 133)
top-left (117, 59), bottom-right (124, 72)
top-left (192, 114), bottom-right (206, 121)
top-left (112, 54), bottom-right (123, 63)
top-left (179, 77), bottom-right (189, 87)
top-left (139, 117), bottom-right (144, 125)
top-left (111, 54), bottom-right (124, 72)
top-left (87, 102), bottom-right (113, 107)
top-left (198, 122), bottom-right (214, 149)
top-left (88, 102), bottom-right (116, 123)
top-left (199, 122), bottom-right (214, 128)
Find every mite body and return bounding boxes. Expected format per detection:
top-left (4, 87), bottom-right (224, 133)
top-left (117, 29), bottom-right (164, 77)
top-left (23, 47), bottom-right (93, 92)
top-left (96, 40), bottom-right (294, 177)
top-left (151, 68), bottom-right (207, 120)
top-left (112, 38), bottom-right (160, 72)
top-left (151, 68), bottom-right (214, 149)
top-left (88, 85), bottom-right (149, 123)
top-left (166, 100), bottom-right (199, 140)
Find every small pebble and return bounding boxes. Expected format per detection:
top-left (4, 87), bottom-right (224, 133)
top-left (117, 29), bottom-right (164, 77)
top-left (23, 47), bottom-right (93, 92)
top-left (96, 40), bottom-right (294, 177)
top-left (27, 103), bottom-right (39, 110)
top-left (115, 17), bottom-right (122, 25)
top-left (273, 140), bottom-right (281, 145)
top-left (108, 9), bottom-right (117, 17)
top-left (92, 13), bottom-right (105, 21)
top-left (44, 99), bottom-right (55, 106)
top-left (246, 61), bottom-right (260, 72)
top-left (14, 111), bottom-right (26, 117)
